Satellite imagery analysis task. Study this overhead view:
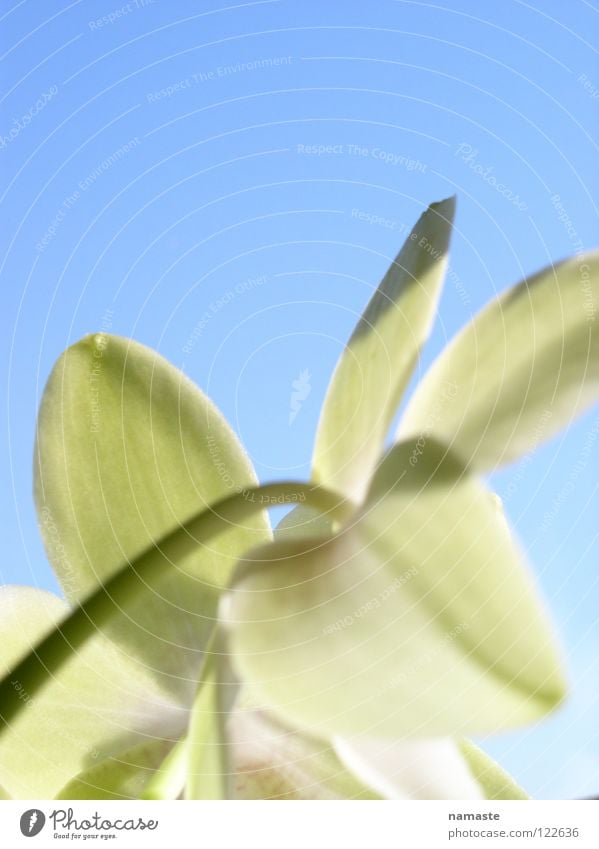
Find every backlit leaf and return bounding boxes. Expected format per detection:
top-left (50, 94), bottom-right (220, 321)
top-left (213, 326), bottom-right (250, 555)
top-left (226, 439), bottom-right (565, 738)
top-left (313, 198), bottom-right (455, 500)
top-left (34, 334), bottom-right (270, 703)
top-left (399, 253), bottom-right (599, 470)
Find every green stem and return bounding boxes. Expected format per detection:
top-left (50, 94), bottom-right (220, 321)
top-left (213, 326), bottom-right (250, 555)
top-left (142, 736), bottom-right (188, 800)
top-left (144, 626), bottom-right (239, 801)
top-left (185, 625), bottom-right (237, 800)
top-left (0, 482), bottom-right (350, 733)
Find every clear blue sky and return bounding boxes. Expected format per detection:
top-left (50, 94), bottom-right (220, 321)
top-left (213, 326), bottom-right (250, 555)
top-left (1, 0), bottom-right (597, 800)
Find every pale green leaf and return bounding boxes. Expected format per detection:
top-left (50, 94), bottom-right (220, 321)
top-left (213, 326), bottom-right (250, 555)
top-left (312, 197), bottom-right (456, 500)
top-left (333, 737), bottom-right (483, 799)
top-left (458, 739), bottom-right (529, 800)
top-left (398, 252), bottom-right (599, 470)
top-left (56, 738), bottom-right (174, 800)
top-left (34, 334), bottom-right (270, 703)
top-left (226, 438), bottom-right (565, 739)
top-left (0, 586), bottom-right (184, 799)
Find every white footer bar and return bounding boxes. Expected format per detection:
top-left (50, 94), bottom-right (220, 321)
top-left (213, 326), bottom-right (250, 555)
top-left (0, 800), bottom-right (597, 848)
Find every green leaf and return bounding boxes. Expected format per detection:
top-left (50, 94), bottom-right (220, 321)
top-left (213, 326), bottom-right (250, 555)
top-left (333, 737), bottom-right (483, 799)
top-left (56, 738), bottom-right (174, 800)
top-left (226, 438), bottom-right (565, 739)
top-left (34, 335), bottom-right (270, 703)
top-left (0, 586), bottom-right (184, 799)
top-left (312, 197), bottom-right (455, 501)
top-left (459, 739), bottom-right (529, 800)
top-left (231, 696), bottom-right (380, 799)
top-left (398, 252), bottom-right (599, 470)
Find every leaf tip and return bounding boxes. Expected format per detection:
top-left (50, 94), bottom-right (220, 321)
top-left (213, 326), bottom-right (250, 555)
top-left (429, 194), bottom-right (457, 219)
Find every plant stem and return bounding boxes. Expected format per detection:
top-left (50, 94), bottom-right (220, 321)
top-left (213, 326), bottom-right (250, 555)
top-left (0, 482), bottom-right (351, 733)
top-left (185, 625), bottom-right (238, 800)
top-left (142, 736), bottom-right (188, 800)
top-left (144, 626), bottom-right (240, 801)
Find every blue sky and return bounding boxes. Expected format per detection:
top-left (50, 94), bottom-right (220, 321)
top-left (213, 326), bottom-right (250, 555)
top-left (1, 0), bottom-right (597, 799)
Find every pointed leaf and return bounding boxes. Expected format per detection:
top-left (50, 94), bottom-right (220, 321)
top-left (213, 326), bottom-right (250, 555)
top-left (34, 335), bottom-right (270, 703)
top-left (313, 197), bottom-right (455, 500)
top-left (399, 252), bottom-right (599, 469)
top-left (226, 439), bottom-right (565, 738)
top-left (458, 739), bottom-right (529, 800)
